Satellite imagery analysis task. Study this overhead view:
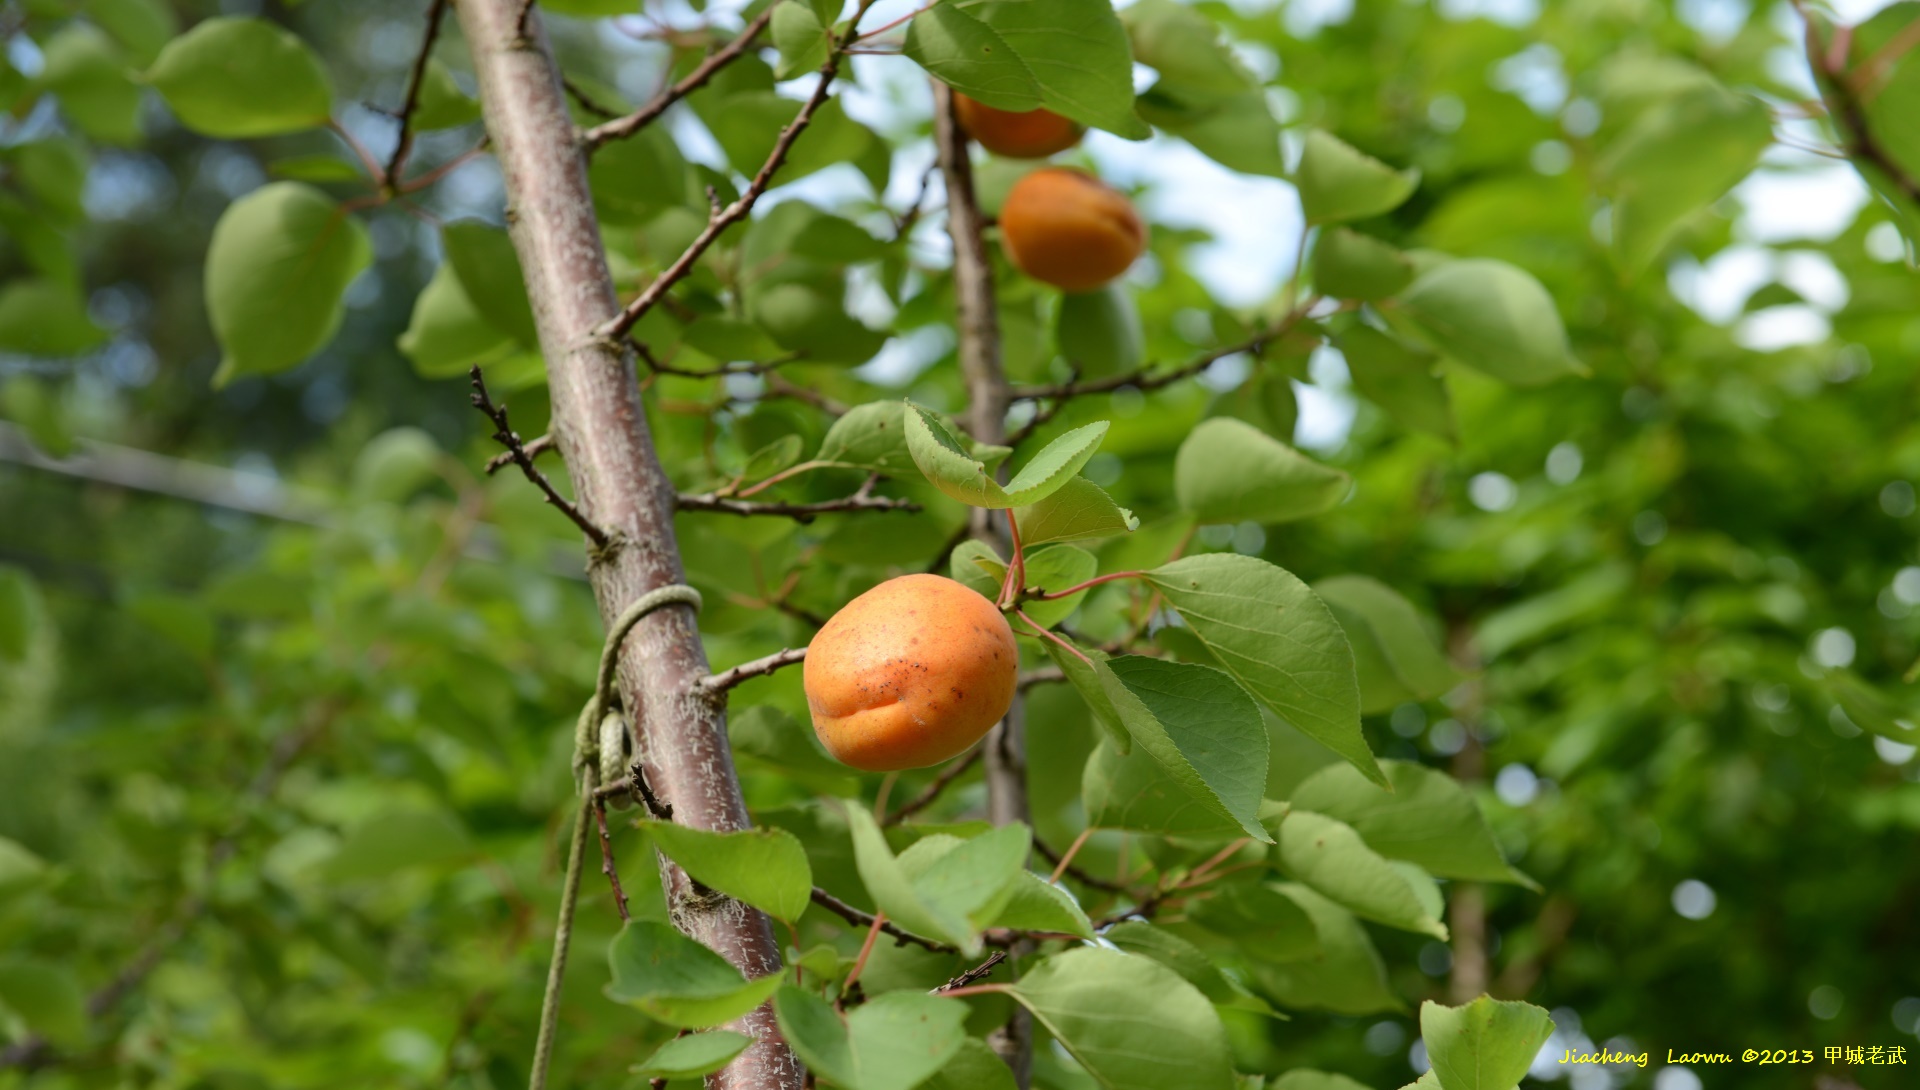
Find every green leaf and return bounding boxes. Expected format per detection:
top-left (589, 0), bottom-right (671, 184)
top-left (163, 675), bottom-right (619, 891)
top-left (1276, 810), bottom-right (1447, 939)
top-left (639, 821), bottom-right (814, 922)
top-left (1057, 285), bottom-right (1144, 377)
top-left (741, 434), bottom-right (805, 484)
top-left (268, 154), bottom-right (365, 182)
top-left (1335, 325), bottom-right (1453, 441)
top-left (1145, 555), bottom-right (1381, 787)
top-left (906, 403), bottom-right (1097, 508)
top-left (750, 281), bottom-right (888, 364)
top-left (38, 24), bottom-right (141, 144)
top-left (607, 922), bottom-right (784, 1028)
top-left (399, 262), bottom-right (519, 379)
top-left (817, 400), bottom-right (916, 475)
top-left (1003, 421), bottom-right (1110, 505)
top-left (1850, 3), bottom-right (1920, 197)
top-left (1045, 636), bottom-right (1129, 752)
top-left (1825, 671), bottom-right (1920, 745)
top-left (1288, 761), bottom-right (1534, 888)
top-left (1311, 576), bottom-right (1461, 714)
top-left (923, 1037), bottom-right (1019, 1090)
top-left (949, 539), bottom-right (1005, 602)
top-left (774, 986), bottom-right (969, 1090)
top-left (1419, 997), bottom-right (1555, 1090)
top-left (589, 122), bottom-right (689, 226)
top-left (706, 94), bottom-right (882, 189)
top-left (1314, 228), bottom-right (1413, 301)
top-left (1174, 418), bottom-right (1349, 525)
top-left (1082, 732), bottom-right (1261, 837)
top-left (1014, 476), bottom-right (1139, 545)
top-left (1246, 884), bottom-right (1398, 1015)
top-left (1136, 84), bottom-right (1285, 177)
top-left (0, 280), bottom-right (107, 357)
top-left (0, 958), bottom-right (86, 1046)
top-left (145, 16), bottom-right (333, 137)
top-left (8, 139), bottom-right (88, 223)
top-left (1121, 0), bottom-right (1256, 96)
top-left (1270, 1071), bottom-right (1376, 1090)
top-left (322, 806), bottom-right (473, 880)
top-left (1185, 882), bottom-right (1320, 962)
top-left (1102, 921), bottom-right (1243, 1004)
top-left (413, 58), bottom-right (480, 130)
top-left (989, 871), bottom-right (1093, 937)
top-left (1392, 260), bottom-right (1579, 387)
top-left (772, 1), bottom-right (832, 80)
top-left (1094, 656), bottom-right (1272, 842)
top-left (1296, 132), bottom-right (1418, 225)
top-left (904, 0), bottom-right (1149, 139)
top-left (729, 705), bottom-right (861, 795)
top-left (1597, 79), bottom-right (1770, 273)
top-left (0, 836), bottom-right (47, 902)
top-left (1009, 946), bottom-right (1236, 1090)
top-left (205, 182), bottom-right (371, 385)
top-left (442, 220), bottom-right (538, 347)
top-left (844, 803), bottom-right (1026, 955)
top-left (1013, 544), bottom-right (1096, 628)
top-left (87, 0), bottom-right (179, 68)
top-left (632, 1030), bottom-right (754, 1080)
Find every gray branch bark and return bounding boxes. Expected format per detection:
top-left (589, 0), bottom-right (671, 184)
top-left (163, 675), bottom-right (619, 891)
top-left (456, 4), bottom-right (798, 1087)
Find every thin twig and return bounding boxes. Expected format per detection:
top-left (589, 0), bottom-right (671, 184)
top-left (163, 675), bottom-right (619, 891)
top-left (763, 373), bottom-right (850, 416)
top-left (593, 1), bottom-right (881, 343)
top-left (328, 118), bottom-right (388, 188)
top-left (882, 746), bottom-right (984, 826)
top-left (470, 366), bottom-right (611, 547)
top-left (1033, 834), bottom-right (1130, 894)
top-left (676, 490), bottom-right (918, 523)
top-left (385, 0), bottom-right (450, 187)
top-left (562, 77), bottom-right (621, 119)
top-left (935, 950), bottom-right (1008, 993)
top-left (593, 800), bottom-right (631, 921)
top-left (698, 647), bottom-right (808, 694)
top-left (486, 433), bottom-right (554, 475)
top-left (809, 888), bottom-right (951, 951)
top-left (580, 6), bottom-right (779, 152)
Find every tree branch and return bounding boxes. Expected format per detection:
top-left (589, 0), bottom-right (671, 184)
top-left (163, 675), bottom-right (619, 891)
top-left (470, 366), bottom-right (611, 548)
top-left (485, 432), bottom-right (554, 475)
top-left (809, 887), bottom-right (951, 952)
top-left (699, 647), bottom-right (808, 694)
top-left (883, 746), bottom-right (984, 826)
top-left (763, 373), bottom-right (850, 417)
top-left (580, 6), bottom-right (778, 153)
top-left (675, 491), bottom-right (919, 522)
top-left (385, 0), bottom-right (450, 187)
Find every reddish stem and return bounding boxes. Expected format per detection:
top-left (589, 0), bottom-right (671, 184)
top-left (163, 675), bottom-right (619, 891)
top-left (997, 509), bottom-right (1027, 609)
top-left (843, 910), bottom-right (887, 993)
top-left (1029, 570), bottom-right (1147, 602)
top-left (735, 460), bottom-right (826, 498)
top-left (934, 983), bottom-right (1013, 1001)
top-left (1048, 827), bottom-right (1095, 885)
top-left (1016, 611), bottom-right (1092, 667)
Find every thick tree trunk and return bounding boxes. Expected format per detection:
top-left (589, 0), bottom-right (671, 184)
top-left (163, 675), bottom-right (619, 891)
top-left (931, 80), bottom-right (1034, 1087)
top-left (456, 4), bottom-right (798, 1088)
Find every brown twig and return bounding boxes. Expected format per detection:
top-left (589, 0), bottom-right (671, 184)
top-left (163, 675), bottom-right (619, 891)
top-left (593, 1), bottom-right (881, 343)
top-left (469, 366), bottom-right (611, 547)
top-left (761, 374), bottom-right (851, 417)
top-left (581, 6), bottom-right (778, 152)
top-left (485, 432), bottom-right (554, 475)
top-left (882, 746), bottom-right (984, 826)
top-left (594, 800), bottom-right (632, 921)
top-left (935, 950), bottom-right (1008, 993)
top-left (590, 760), bottom-right (674, 822)
top-left (640, 347), bottom-right (807, 380)
top-left (1033, 834), bottom-right (1130, 894)
top-left (385, 0), bottom-right (450, 187)
top-left (808, 888), bottom-right (951, 952)
top-left (562, 77), bottom-right (621, 120)
top-left (698, 647), bottom-right (808, 694)
top-left (675, 491), bottom-right (919, 523)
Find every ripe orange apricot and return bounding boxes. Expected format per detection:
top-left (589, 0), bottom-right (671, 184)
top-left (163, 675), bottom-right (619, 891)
top-left (998, 167), bottom-right (1147, 293)
top-left (803, 574), bottom-right (1018, 772)
top-left (953, 93), bottom-right (1083, 159)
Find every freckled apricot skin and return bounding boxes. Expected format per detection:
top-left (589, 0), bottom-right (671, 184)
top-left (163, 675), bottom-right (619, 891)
top-left (953, 94), bottom-right (1084, 159)
top-left (803, 574), bottom-right (1018, 772)
top-left (998, 168), bottom-right (1148, 293)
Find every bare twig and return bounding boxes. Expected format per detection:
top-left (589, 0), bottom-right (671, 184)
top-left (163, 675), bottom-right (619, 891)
top-left (385, 0), bottom-right (450, 187)
top-left (640, 346), bottom-right (807, 380)
top-left (935, 950), bottom-right (1008, 993)
top-left (485, 432), bottom-right (554, 475)
top-left (469, 366), bottom-right (611, 547)
top-left (1033, 833), bottom-right (1130, 894)
top-left (763, 374), bottom-right (851, 417)
top-left (594, 800), bottom-right (632, 921)
top-left (593, 2), bottom-right (881, 343)
top-left (581, 6), bottom-right (779, 152)
top-left (809, 888), bottom-right (951, 952)
top-left (562, 77), bottom-right (621, 120)
top-left (676, 490), bottom-right (919, 523)
top-left (882, 746), bottom-right (984, 826)
top-left (699, 647), bottom-right (808, 694)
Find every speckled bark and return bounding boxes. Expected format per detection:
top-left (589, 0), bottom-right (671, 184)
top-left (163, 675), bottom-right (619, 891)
top-left (455, 4), bottom-right (797, 1088)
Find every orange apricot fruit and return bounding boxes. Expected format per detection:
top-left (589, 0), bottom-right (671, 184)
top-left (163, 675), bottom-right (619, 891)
top-left (803, 573), bottom-right (1018, 772)
top-left (953, 93), bottom-right (1084, 159)
top-left (998, 167), bottom-right (1147, 293)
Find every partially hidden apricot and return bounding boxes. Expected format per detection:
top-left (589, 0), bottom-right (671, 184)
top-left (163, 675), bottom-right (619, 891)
top-left (803, 574), bottom-right (1018, 772)
top-left (953, 93), bottom-right (1083, 159)
top-left (998, 167), bottom-right (1147, 294)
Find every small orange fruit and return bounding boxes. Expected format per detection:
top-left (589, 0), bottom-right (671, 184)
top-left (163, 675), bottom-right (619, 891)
top-left (953, 93), bottom-right (1083, 159)
top-left (803, 574), bottom-right (1018, 772)
top-left (998, 167), bottom-right (1147, 293)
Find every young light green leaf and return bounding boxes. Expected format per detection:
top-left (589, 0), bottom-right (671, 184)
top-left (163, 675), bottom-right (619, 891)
top-left (632, 1030), bottom-right (754, 1080)
top-left (38, 24), bottom-right (142, 144)
top-left (1314, 227), bottom-right (1413, 301)
top-left (1016, 544), bottom-right (1097, 628)
top-left (639, 821), bottom-right (813, 922)
top-left (775, 986), bottom-right (969, 1090)
top-left (1121, 0), bottom-right (1257, 96)
top-left (816, 400), bottom-right (917, 475)
top-left (1014, 476), bottom-right (1140, 545)
top-left (949, 539), bottom-right (1006, 602)
top-left (989, 871), bottom-right (1093, 938)
top-left (1003, 421), bottom-right (1110, 506)
top-left (441, 220), bottom-right (538, 347)
top-left (903, 0), bottom-right (1149, 140)
top-left (1246, 884), bottom-right (1398, 1015)
top-left (606, 920), bottom-right (784, 1028)
top-left (0, 279), bottom-right (107, 357)
top-left (1288, 761), bottom-right (1536, 888)
top-left (145, 17), bottom-right (333, 137)
top-left (923, 1037), bottom-right (1019, 1090)
top-left (1276, 810), bottom-right (1448, 939)
top-left (1145, 554), bottom-right (1382, 786)
top-left (1174, 418), bottom-right (1349, 525)
top-left (771, 1), bottom-right (831, 81)
top-left (1009, 946), bottom-right (1236, 1090)
top-left (1296, 131), bottom-right (1419, 225)
top-left (1057, 285), bottom-right (1144, 377)
top-left (1138, 85), bottom-right (1286, 177)
top-left (741, 434), bottom-right (805, 485)
top-left (1335, 325), bottom-right (1453, 441)
top-left (1094, 656), bottom-right (1272, 842)
top-left (399, 263), bottom-right (517, 379)
top-left (1420, 996), bottom-right (1555, 1090)
top-left (897, 825), bottom-right (1032, 936)
top-left (905, 402), bottom-right (1009, 507)
top-left (89, 0), bottom-right (179, 68)
top-left (412, 58), bottom-right (480, 130)
top-left (1393, 260), bottom-right (1579, 387)
top-left (1597, 79), bottom-right (1770, 273)
top-left (1312, 576), bottom-right (1461, 714)
top-left (205, 182), bottom-right (370, 385)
